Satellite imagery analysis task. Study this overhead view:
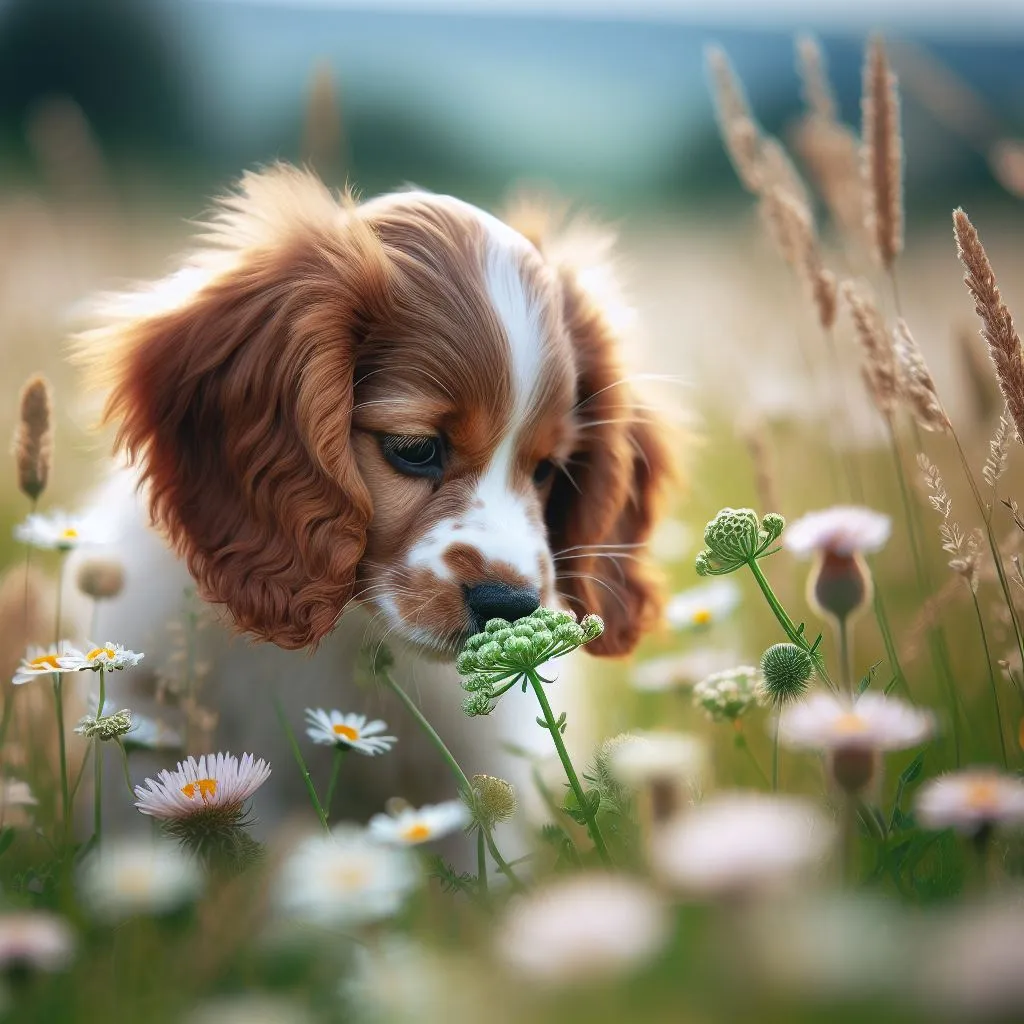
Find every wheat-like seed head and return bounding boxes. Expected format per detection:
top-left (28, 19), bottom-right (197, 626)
top-left (953, 208), bottom-right (1024, 445)
top-left (796, 34), bottom-right (838, 122)
top-left (892, 319), bottom-right (950, 433)
top-left (918, 453), bottom-right (980, 587)
top-left (983, 412), bottom-right (1012, 490)
top-left (861, 35), bottom-right (904, 269)
top-left (11, 375), bottom-right (53, 503)
top-left (842, 281), bottom-right (899, 417)
top-left (706, 46), bottom-right (763, 193)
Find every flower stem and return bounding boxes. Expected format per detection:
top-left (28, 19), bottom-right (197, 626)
top-left (116, 740), bottom-right (136, 800)
top-left (53, 553), bottom-right (70, 837)
top-left (272, 694), bottom-right (328, 833)
top-left (771, 717), bottom-right (780, 792)
top-left (733, 726), bottom-right (770, 788)
top-left (747, 558), bottom-right (834, 688)
top-left (325, 746), bottom-right (347, 821)
top-left (526, 668), bottom-right (612, 867)
top-left (93, 666), bottom-right (106, 848)
top-left (970, 589), bottom-right (1008, 768)
top-left (870, 579), bottom-right (909, 696)
top-left (379, 667), bottom-right (525, 891)
top-left (837, 615), bottom-right (853, 696)
top-left (477, 829), bottom-right (488, 896)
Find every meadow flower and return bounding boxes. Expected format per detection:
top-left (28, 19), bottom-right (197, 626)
top-left (134, 752), bottom-right (271, 824)
top-left (470, 774), bottom-right (517, 829)
top-left (11, 643), bottom-right (80, 685)
top-left (368, 800), bottom-right (470, 846)
top-left (915, 769), bottom-right (1024, 834)
top-left (650, 792), bottom-right (834, 896)
top-left (631, 648), bottom-right (742, 693)
top-left (78, 839), bottom-right (203, 922)
top-left (75, 707), bottom-right (133, 741)
top-left (665, 579), bottom-right (740, 630)
top-left (0, 913), bottom-right (74, 972)
top-left (85, 695), bottom-right (182, 751)
top-left (304, 709), bottom-right (396, 755)
top-left (13, 511), bottom-right (95, 551)
top-left (62, 642), bottom-right (144, 673)
top-left (778, 692), bottom-right (933, 792)
top-left (695, 508), bottom-right (785, 576)
top-left (275, 826), bottom-right (419, 928)
top-left (609, 731), bottom-right (707, 790)
top-left (760, 642), bottom-right (814, 706)
top-left (496, 875), bottom-right (670, 984)
top-left (692, 665), bottom-right (765, 722)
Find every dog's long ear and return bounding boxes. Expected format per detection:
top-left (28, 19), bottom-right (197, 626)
top-left (77, 165), bottom-right (391, 649)
top-left (508, 199), bottom-right (674, 656)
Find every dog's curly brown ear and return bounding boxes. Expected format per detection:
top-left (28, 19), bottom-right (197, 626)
top-left (77, 165), bottom-right (391, 650)
top-left (514, 203), bottom-right (674, 657)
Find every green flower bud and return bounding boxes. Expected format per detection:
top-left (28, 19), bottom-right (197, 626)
top-left (704, 507), bottom-right (762, 564)
top-left (553, 621), bottom-right (585, 645)
top-left (75, 709), bottom-right (133, 741)
top-left (490, 628), bottom-right (514, 645)
top-left (531, 628), bottom-right (553, 650)
top-left (581, 614), bottom-right (604, 641)
top-left (506, 635), bottom-right (534, 658)
top-left (761, 512), bottom-right (786, 544)
top-left (760, 643), bottom-right (813, 706)
top-left (471, 774), bottom-right (517, 827)
top-left (512, 622), bottom-right (536, 638)
top-left (464, 632), bottom-right (488, 652)
top-left (476, 640), bottom-right (503, 667)
top-left (463, 692), bottom-right (494, 717)
top-left (455, 650), bottom-right (479, 675)
top-left (461, 672), bottom-right (492, 693)
top-left (695, 549), bottom-right (713, 576)
top-left (485, 618), bottom-right (511, 634)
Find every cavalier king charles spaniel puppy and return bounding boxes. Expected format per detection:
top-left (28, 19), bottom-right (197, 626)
top-left (75, 164), bottom-right (671, 826)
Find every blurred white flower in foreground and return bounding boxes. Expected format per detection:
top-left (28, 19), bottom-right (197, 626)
top-left (276, 826), bottom-right (419, 929)
top-left (915, 769), bottom-right (1024, 834)
top-left (0, 912), bottom-right (74, 972)
top-left (783, 506), bottom-right (892, 558)
top-left (187, 995), bottom-right (314, 1024)
top-left (12, 643), bottom-right (79, 685)
top-left (368, 800), bottom-right (469, 846)
top-left (13, 511), bottom-right (99, 551)
top-left (134, 752), bottom-right (270, 823)
top-left (496, 875), bottom-right (669, 984)
top-left (304, 709), bottom-right (397, 755)
top-left (648, 517), bottom-right (692, 562)
top-left (650, 792), bottom-right (834, 896)
top-left (609, 731), bottom-right (707, 790)
top-left (631, 648), bottom-right (742, 693)
top-left (78, 840), bottom-right (203, 922)
top-left (778, 692), bottom-right (934, 752)
top-left (693, 665), bottom-right (764, 722)
top-left (666, 579), bottom-right (741, 630)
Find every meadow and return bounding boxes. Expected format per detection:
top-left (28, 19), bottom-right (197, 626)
top-left (1, 29), bottom-right (1023, 1024)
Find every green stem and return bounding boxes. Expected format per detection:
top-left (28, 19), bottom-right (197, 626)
top-left (477, 828), bottom-right (488, 896)
top-left (325, 746), bottom-right (347, 821)
top-left (526, 668), bottom-right (611, 867)
top-left (272, 694), bottom-right (329, 832)
top-left (379, 667), bottom-right (525, 891)
top-left (93, 666), bottom-right (106, 847)
top-left (734, 728), bottom-right (771, 788)
top-left (870, 580), bottom-right (909, 696)
top-left (116, 740), bottom-right (136, 801)
top-left (837, 615), bottom-right (853, 696)
top-left (69, 742), bottom-right (92, 803)
top-left (971, 589), bottom-right (1008, 768)
top-left (771, 717), bottom-right (780, 792)
top-left (52, 553), bottom-right (70, 837)
top-left (747, 559), bottom-right (834, 688)
top-left (840, 796), bottom-right (858, 887)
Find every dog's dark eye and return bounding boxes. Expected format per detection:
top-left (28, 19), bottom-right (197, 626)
top-left (532, 459), bottom-right (556, 487)
top-left (380, 435), bottom-right (445, 479)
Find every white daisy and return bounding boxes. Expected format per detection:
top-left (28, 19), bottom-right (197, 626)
top-left (650, 792), bottom-right (835, 895)
top-left (275, 825), bottom-right (419, 929)
top-left (0, 912), bottom-right (74, 972)
top-left (609, 731), bottom-right (707, 789)
top-left (13, 511), bottom-right (97, 551)
top-left (649, 517), bottom-right (693, 562)
top-left (784, 506), bottom-right (892, 558)
top-left (63, 642), bottom-right (144, 673)
top-left (368, 800), bottom-right (470, 846)
top-left (665, 579), bottom-right (741, 630)
top-left (134, 752), bottom-right (271, 823)
top-left (693, 665), bottom-right (765, 722)
top-left (12, 643), bottom-right (80, 685)
top-left (77, 839), bottom-right (203, 922)
top-left (304, 709), bottom-right (396, 756)
top-left (631, 648), bottom-right (743, 693)
top-left (496, 874), bottom-right (670, 984)
top-left (778, 692), bottom-right (934, 752)
top-left (915, 769), bottom-right (1024, 834)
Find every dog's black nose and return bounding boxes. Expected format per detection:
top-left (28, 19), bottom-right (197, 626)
top-left (465, 582), bottom-right (541, 632)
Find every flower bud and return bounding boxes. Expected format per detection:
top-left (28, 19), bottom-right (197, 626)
top-left (809, 551), bottom-right (873, 623)
top-left (471, 774), bottom-right (517, 827)
top-left (828, 747), bottom-right (878, 794)
top-left (512, 622), bottom-right (536, 638)
top-left (463, 692), bottom-right (494, 717)
top-left (75, 558), bottom-right (125, 601)
top-left (761, 512), bottom-right (786, 542)
top-left (760, 643), bottom-right (813, 706)
top-left (581, 614), bottom-right (604, 641)
top-left (75, 709), bottom-right (133, 741)
top-left (485, 618), bottom-right (511, 634)
top-left (704, 507), bottom-right (762, 563)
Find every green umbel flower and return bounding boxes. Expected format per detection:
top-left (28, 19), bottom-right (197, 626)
top-left (455, 608), bottom-right (604, 716)
top-left (692, 666), bottom-right (765, 722)
top-left (760, 643), bottom-right (813, 706)
top-left (696, 508), bottom-right (786, 576)
top-left (75, 708), bottom-right (133, 741)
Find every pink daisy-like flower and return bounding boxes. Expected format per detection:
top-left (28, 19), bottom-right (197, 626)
top-left (134, 752), bottom-right (270, 823)
top-left (784, 506), bottom-right (892, 559)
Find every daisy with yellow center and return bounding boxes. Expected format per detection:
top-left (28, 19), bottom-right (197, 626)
top-left (368, 800), bottom-right (470, 846)
top-left (304, 709), bottom-right (397, 756)
top-left (778, 692), bottom-right (934, 753)
top-left (275, 826), bottom-right (419, 928)
top-left (134, 752), bottom-right (270, 823)
top-left (915, 769), bottom-right (1024, 834)
top-left (13, 511), bottom-right (98, 551)
top-left (12, 643), bottom-right (80, 685)
top-left (665, 579), bottom-right (741, 632)
top-left (62, 642), bottom-right (145, 673)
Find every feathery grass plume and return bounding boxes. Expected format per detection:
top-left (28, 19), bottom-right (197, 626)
top-left (861, 35), bottom-right (904, 270)
top-left (12, 375), bottom-right (52, 502)
top-left (903, 574), bottom-right (962, 663)
top-left (893, 319), bottom-right (951, 432)
top-left (918, 454), bottom-right (981, 588)
top-left (957, 325), bottom-right (1002, 424)
top-left (796, 34), bottom-right (837, 121)
top-left (842, 281), bottom-right (899, 418)
top-left (301, 61), bottom-right (346, 180)
top-left (953, 208), bottom-right (1024, 444)
top-left (792, 117), bottom-right (865, 245)
top-left (983, 411), bottom-right (1012, 490)
top-left (706, 46), bottom-right (763, 192)
top-left (759, 137), bottom-right (812, 213)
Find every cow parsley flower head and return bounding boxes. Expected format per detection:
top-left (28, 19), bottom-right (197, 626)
top-left (692, 665), bottom-right (765, 722)
top-left (695, 508), bottom-right (785, 576)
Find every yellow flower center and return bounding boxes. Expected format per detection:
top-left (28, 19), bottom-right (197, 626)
top-left (402, 823), bottom-right (432, 842)
top-left (86, 647), bottom-right (116, 661)
top-left (329, 864), bottom-right (369, 891)
top-left (181, 778), bottom-right (217, 802)
top-left (332, 724), bottom-right (360, 742)
top-left (60, 528), bottom-right (79, 540)
top-left (834, 713), bottom-right (868, 735)
top-left (692, 608), bottom-right (713, 626)
top-left (964, 779), bottom-right (999, 812)
top-left (118, 866), bottom-right (155, 896)
top-left (28, 654), bottom-right (61, 670)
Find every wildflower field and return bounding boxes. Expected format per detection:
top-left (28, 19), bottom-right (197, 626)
top-left (2, 22), bottom-right (1024, 1024)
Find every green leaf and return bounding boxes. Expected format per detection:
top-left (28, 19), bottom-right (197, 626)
top-left (563, 788), bottom-right (601, 825)
top-left (857, 661), bottom-right (882, 694)
top-left (0, 827), bottom-right (14, 858)
top-left (899, 753), bottom-right (925, 786)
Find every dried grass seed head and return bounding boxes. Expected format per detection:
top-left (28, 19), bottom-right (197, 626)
top-left (842, 281), bottom-right (899, 417)
top-left (892, 319), bottom-right (950, 432)
top-left (12, 375), bottom-right (53, 502)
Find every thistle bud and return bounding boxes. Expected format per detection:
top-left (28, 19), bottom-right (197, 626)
top-left (760, 643), bottom-right (813, 706)
top-left (471, 774), bottom-right (517, 828)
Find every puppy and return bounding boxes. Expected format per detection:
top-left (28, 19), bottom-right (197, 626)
top-left (74, 165), bottom-right (671, 830)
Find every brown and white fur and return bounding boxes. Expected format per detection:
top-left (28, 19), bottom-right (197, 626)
top-left (73, 165), bottom-right (672, 830)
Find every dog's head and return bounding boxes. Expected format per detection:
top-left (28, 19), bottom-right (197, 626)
top-left (83, 166), bottom-right (673, 658)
